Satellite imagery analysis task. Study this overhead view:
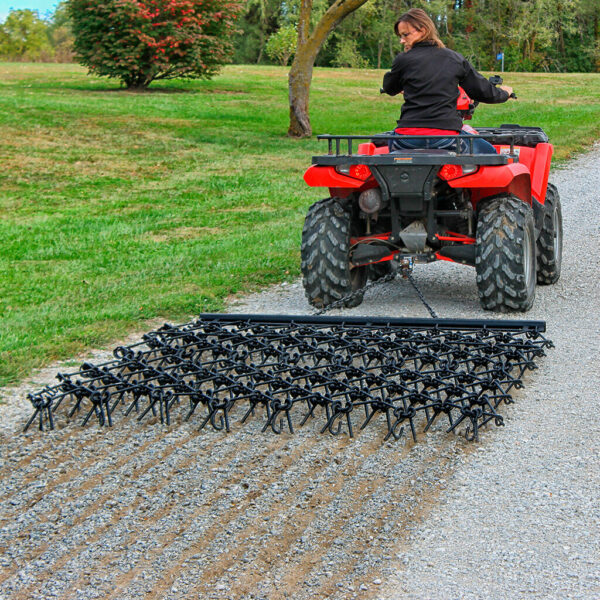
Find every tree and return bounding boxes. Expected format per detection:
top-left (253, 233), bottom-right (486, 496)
top-left (331, 37), bottom-right (369, 67)
top-left (237, 0), bottom-right (283, 63)
top-left (288, 0), bottom-right (372, 137)
top-left (48, 1), bottom-right (74, 62)
top-left (0, 9), bottom-right (51, 60)
top-left (329, 0), bottom-right (398, 69)
top-left (67, 0), bottom-right (243, 89)
top-left (266, 25), bottom-right (297, 65)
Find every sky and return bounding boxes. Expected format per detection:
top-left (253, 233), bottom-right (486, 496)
top-left (0, 1), bottom-right (58, 21)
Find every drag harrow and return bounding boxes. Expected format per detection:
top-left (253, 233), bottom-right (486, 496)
top-left (25, 314), bottom-right (553, 442)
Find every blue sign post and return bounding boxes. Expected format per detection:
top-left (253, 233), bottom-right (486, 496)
top-left (496, 51), bottom-right (505, 72)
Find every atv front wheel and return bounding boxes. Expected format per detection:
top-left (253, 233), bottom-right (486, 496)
top-left (475, 195), bottom-right (536, 312)
top-left (301, 198), bottom-right (367, 309)
top-left (536, 183), bottom-right (562, 284)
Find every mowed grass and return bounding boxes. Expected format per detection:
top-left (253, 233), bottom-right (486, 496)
top-left (1, 63), bottom-right (600, 387)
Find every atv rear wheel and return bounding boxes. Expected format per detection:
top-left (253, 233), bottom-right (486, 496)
top-left (301, 198), bottom-right (367, 309)
top-left (536, 183), bottom-right (562, 285)
top-left (475, 195), bottom-right (536, 312)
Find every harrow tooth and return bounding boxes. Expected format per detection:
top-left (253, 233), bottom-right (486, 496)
top-left (263, 397), bottom-right (295, 434)
top-left (23, 314), bottom-right (551, 442)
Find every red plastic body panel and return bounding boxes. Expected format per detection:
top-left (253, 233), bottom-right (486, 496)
top-left (456, 87), bottom-right (470, 111)
top-left (494, 143), bottom-right (553, 204)
top-left (447, 162), bottom-right (532, 206)
top-left (357, 142), bottom-right (376, 155)
top-left (304, 165), bottom-right (365, 189)
top-left (356, 143), bottom-right (390, 156)
top-left (530, 143), bottom-right (553, 204)
top-left (374, 146), bottom-right (390, 155)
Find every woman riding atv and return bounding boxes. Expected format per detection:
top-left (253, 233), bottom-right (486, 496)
top-left (382, 8), bottom-right (513, 154)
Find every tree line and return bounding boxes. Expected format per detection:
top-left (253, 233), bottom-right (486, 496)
top-left (0, 4), bottom-right (73, 62)
top-left (237, 0), bottom-right (600, 73)
top-left (1, 0), bottom-right (599, 73)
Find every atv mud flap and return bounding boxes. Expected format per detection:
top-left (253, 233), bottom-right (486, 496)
top-left (25, 314), bottom-right (552, 442)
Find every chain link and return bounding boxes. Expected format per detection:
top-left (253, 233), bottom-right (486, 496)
top-left (406, 271), bottom-right (439, 319)
top-left (315, 265), bottom-right (438, 318)
top-left (314, 271), bottom-right (397, 315)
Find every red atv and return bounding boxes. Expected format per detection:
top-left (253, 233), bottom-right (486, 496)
top-left (301, 81), bottom-right (562, 312)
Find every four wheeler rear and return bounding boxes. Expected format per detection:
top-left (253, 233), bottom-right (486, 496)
top-left (300, 79), bottom-right (562, 313)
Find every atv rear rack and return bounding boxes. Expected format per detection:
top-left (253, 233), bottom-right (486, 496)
top-left (25, 314), bottom-right (552, 443)
top-left (314, 134), bottom-right (514, 166)
top-left (315, 126), bottom-right (548, 163)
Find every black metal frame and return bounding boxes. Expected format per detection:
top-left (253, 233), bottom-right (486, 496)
top-left (313, 127), bottom-right (548, 165)
top-left (313, 134), bottom-right (514, 166)
top-left (198, 313), bottom-right (546, 332)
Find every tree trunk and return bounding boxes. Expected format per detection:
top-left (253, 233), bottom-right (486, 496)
top-left (256, 31), bottom-right (264, 64)
top-left (287, 0), bottom-right (372, 138)
top-left (595, 10), bottom-right (600, 72)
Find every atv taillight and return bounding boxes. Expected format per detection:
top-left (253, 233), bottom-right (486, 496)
top-left (438, 164), bottom-right (463, 180)
top-left (438, 164), bottom-right (477, 181)
top-left (349, 165), bottom-right (372, 180)
top-left (336, 164), bottom-right (372, 180)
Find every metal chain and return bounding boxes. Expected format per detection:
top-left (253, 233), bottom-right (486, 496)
top-left (406, 271), bottom-right (439, 319)
top-left (315, 271), bottom-right (397, 315)
top-left (315, 266), bottom-right (438, 318)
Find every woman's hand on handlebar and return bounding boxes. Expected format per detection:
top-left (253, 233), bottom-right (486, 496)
top-left (499, 84), bottom-right (516, 98)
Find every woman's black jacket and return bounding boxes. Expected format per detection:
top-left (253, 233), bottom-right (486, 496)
top-left (382, 41), bottom-right (509, 131)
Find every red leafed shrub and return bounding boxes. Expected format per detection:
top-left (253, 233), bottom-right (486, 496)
top-left (68, 0), bottom-right (243, 88)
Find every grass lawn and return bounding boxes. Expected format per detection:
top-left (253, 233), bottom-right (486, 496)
top-left (1, 63), bottom-right (600, 387)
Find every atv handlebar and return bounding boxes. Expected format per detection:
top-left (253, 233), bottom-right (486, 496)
top-left (489, 75), bottom-right (516, 99)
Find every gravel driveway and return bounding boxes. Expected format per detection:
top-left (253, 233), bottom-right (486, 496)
top-left (1, 146), bottom-right (599, 600)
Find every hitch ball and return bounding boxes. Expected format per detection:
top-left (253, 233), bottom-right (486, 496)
top-left (358, 188), bottom-right (383, 214)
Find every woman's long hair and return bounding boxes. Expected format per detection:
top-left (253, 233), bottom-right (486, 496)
top-left (394, 8), bottom-right (445, 49)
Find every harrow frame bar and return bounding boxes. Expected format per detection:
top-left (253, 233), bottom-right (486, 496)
top-left (198, 313), bottom-right (546, 332)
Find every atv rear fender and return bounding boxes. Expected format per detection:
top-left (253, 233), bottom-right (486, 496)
top-left (304, 165), bottom-right (364, 189)
top-left (304, 165), bottom-right (374, 198)
top-left (505, 142), bottom-right (553, 204)
top-left (447, 162), bottom-right (532, 206)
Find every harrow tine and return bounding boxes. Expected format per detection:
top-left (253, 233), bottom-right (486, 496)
top-left (137, 390), bottom-right (161, 423)
top-left (198, 397), bottom-right (228, 432)
top-left (383, 411), bottom-right (405, 442)
top-left (261, 397), bottom-right (293, 434)
top-left (320, 401), bottom-right (353, 437)
top-left (299, 398), bottom-right (318, 426)
top-left (386, 402), bottom-right (418, 442)
top-left (360, 406), bottom-right (378, 430)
